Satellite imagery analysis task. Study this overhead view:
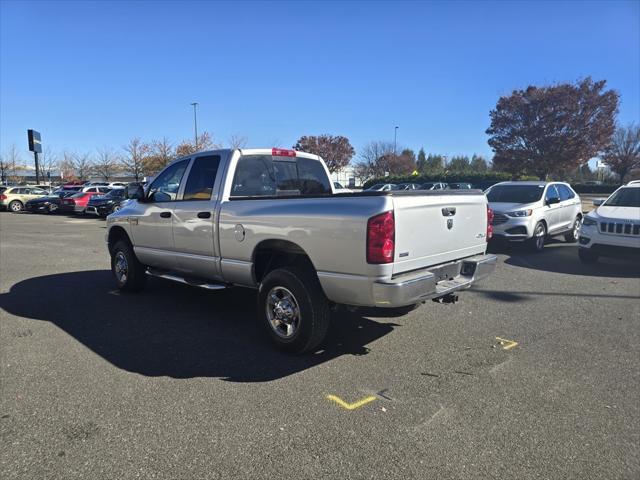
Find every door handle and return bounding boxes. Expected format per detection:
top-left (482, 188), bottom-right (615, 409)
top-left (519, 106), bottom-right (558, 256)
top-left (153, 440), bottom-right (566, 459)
top-left (160, 211), bottom-right (171, 218)
top-left (197, 211), bottom-right (211, 219)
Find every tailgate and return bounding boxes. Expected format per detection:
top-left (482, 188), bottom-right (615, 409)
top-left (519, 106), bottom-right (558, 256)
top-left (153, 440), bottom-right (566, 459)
top-left (392, 192), bottom-right (488, 275)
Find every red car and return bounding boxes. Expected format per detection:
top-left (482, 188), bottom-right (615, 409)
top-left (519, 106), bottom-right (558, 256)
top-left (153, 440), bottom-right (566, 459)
top-left (59, 187), bottom-right (111, 213)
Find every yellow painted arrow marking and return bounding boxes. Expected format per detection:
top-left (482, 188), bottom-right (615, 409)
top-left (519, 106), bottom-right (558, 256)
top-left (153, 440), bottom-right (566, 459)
top-left (496, 337), bottom-right (518, 350)
top-left (326, 394), bottom-right (377, 410)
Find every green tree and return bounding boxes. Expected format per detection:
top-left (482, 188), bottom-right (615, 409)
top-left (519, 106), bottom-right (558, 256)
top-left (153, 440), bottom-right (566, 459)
top-left (448, 155), bottom-right (471, 171)
top-left (425, 154), bottom-right (445, 173)
top-left (416, 148), bottom-right (427, 172)
top-left (470, 154), bottom-right (488, 172)
top-left (487, 77), bottom-right (619, 179)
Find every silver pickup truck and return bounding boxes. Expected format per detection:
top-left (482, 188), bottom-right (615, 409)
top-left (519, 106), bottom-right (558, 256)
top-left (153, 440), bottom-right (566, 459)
top-left (106, 148), bottom-right (496, 353)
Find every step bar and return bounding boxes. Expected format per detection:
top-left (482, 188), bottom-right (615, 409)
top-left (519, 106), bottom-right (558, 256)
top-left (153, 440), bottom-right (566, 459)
top-left (146, 268), bottom-right (227, 290)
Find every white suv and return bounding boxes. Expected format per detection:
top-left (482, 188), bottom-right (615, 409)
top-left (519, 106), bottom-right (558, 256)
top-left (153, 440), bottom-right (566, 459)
top-left (578, 182), bottom-right (640, 263)
top-left (486, 181), bottom-right (582, 252)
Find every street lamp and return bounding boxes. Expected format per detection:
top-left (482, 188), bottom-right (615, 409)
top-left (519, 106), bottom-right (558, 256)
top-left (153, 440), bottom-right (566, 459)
top-left (394, 126), bottom-right (399, 155)
top-left (190, 102), bottom-right (199, 151)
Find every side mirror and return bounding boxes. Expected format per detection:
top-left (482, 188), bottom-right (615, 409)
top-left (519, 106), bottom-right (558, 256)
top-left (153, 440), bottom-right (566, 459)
top-left (126, 184), bottom-right (145, 201)
top-left (547, 196), bottom-right (560, 205)
top-left (593, 199), bottom-right (604, 207)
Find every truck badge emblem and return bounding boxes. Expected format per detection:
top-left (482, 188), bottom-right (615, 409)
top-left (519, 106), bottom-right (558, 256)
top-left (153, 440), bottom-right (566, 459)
top-left (447, 219), bottom-right (454, 230)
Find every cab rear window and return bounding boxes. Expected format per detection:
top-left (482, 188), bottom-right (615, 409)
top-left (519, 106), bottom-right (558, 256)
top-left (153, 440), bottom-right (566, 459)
top-left (231, 155), bottom-right (331, 197)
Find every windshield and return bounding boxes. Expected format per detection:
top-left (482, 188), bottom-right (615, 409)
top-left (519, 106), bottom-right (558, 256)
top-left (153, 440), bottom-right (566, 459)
top-left (604, 187), bottom-right (640, 208)
top-left (487, 185), bottom-right (544, 203)
top-left (366, 184), bottom-right (383, 190)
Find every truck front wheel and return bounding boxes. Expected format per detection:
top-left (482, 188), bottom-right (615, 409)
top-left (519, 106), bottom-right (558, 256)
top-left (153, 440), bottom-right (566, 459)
top-left (258, 267), bottom-right (331, 354)
top-left (111, 240), bottom-right (146, 292)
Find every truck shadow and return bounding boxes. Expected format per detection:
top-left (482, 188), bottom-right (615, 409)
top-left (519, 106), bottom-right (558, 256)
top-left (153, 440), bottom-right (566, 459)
top-left (0, 270), bottom-right (396, 382)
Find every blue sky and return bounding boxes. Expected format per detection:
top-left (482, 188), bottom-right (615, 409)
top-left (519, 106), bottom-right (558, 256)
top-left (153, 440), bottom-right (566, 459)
top-left (1, 0), bottom-right (639, 166)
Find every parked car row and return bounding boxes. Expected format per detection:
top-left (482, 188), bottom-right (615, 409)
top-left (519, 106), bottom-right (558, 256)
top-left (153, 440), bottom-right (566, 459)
top-left (4, 176), bottom-right (638, 267)
top-left (486, 180), bottom-right (640, 263)
top-left (0, 183), bottom-right (132, 217)
top-left (364, 182), bottom-right (472, 192)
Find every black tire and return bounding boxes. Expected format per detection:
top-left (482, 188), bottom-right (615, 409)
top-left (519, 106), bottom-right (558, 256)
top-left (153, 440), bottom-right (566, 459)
top-left (8, 200), bottom-right (23, 213)
top-left (110, 240), bottom-right (146, 292)
top-left (527, 221), bottom-right (546, 252)
top-left (578, 248), bottom-right (598, 264)
top-left (257, 267), bottom-right (331, 354)
top-left (564, 216), bottom-right (581, 243)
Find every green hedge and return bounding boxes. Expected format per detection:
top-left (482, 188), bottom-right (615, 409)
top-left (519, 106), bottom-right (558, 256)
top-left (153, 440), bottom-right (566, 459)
top-left (571, 184), bottom-right (620, 194)
top-left (362, 172), bottom-right (538, 190)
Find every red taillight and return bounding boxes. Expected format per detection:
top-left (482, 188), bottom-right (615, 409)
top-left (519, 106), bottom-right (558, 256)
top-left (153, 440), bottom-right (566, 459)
top-left (487, 206), bottom-right (494, 241)
top-left (272, 148), bottom-right (296, 157)
top-left (0, 194), bottom-right (6, 200)
top-left (367, 211), bottom-right (395, 264)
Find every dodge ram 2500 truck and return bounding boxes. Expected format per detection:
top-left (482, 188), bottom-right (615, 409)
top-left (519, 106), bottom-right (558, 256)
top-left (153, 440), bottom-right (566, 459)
top-left (106, 148), bottom-right (497, 353)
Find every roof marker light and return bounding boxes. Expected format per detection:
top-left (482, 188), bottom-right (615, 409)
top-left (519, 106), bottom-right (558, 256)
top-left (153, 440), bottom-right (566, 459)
top-left (272, 148), bottom-right (296, 157)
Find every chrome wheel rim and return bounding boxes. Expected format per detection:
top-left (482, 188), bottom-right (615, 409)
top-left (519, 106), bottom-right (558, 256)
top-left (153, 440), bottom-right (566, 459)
top-left (535, 224), bottom-right (545, 250)
top-left (114, 251), bottom-right (128, 284)
top-left (573, 219), bottom-right (580, 240)
top-left (10, 202), bottom-right (22, 212)
top-left (266, 286), bottom-right (301, 339)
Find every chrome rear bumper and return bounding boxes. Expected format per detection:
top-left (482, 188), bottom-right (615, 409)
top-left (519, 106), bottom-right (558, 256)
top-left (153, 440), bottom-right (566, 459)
top-left (371, 254), bottom-right (497, 307)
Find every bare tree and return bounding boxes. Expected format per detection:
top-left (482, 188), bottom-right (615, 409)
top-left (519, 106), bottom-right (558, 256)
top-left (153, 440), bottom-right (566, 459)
top-left (228, 134), bottom-right (248, 149)
top-left (3, 144), bottom-right (21, 183)
top-left (175, 131), bottom-right (220, 157)
top-left (59, 151), bottom-right (76, 181)
top-left (354, 141), bottom-right (395, 178)
top-left (603, 124), bottom-right (640, 183)
top-left (0, 154), bottom-right (6, 184)
top-left (93, 148), bottom-right (120, 181)
top-left (144, 137), bottom-right (175, 176)
top-left (121, 138), bottom-right (149, 182)
top-left (40, 147), bottom-right (58, 182)
top-left (72, 152), bottom-right (94, 181)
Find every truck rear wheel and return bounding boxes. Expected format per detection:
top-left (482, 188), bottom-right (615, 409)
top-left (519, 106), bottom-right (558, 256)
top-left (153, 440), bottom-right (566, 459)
top-left (111, 240), bottom-right (146, 292)
top-left (257, 267), bottom-right (331, 354)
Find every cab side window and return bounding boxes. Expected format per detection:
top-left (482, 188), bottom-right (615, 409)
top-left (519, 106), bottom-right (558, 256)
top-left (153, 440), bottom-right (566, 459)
top-left (148, 159), bottom-right (190, 202)
top-left (183, 155), bottom-right (221, 201)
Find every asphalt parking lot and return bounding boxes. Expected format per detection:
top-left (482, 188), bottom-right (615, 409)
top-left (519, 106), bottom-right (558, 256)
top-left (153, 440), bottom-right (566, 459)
top-left (1, 212), bottom-right (639, 479)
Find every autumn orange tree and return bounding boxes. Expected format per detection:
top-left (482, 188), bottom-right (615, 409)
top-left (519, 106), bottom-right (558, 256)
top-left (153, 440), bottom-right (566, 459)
top-left (293, 134), bottom-right (355, 173)
top-left (487, 77), bottom-right (619, 179)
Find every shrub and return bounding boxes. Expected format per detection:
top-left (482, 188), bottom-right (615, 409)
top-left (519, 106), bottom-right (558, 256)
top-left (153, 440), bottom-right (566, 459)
top-left (571, 184), bottom-right (620, 194)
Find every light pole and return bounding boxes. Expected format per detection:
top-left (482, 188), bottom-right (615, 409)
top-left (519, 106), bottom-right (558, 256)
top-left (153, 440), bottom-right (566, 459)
top-left (394, 126), bottom-right (399, 155)
top-left (190, 102), bottom-right (199, 151)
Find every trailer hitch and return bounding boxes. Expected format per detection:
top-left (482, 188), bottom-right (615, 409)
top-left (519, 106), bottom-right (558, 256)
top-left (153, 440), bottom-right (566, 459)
top-left (432, 293), bottom-right (459, 304)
